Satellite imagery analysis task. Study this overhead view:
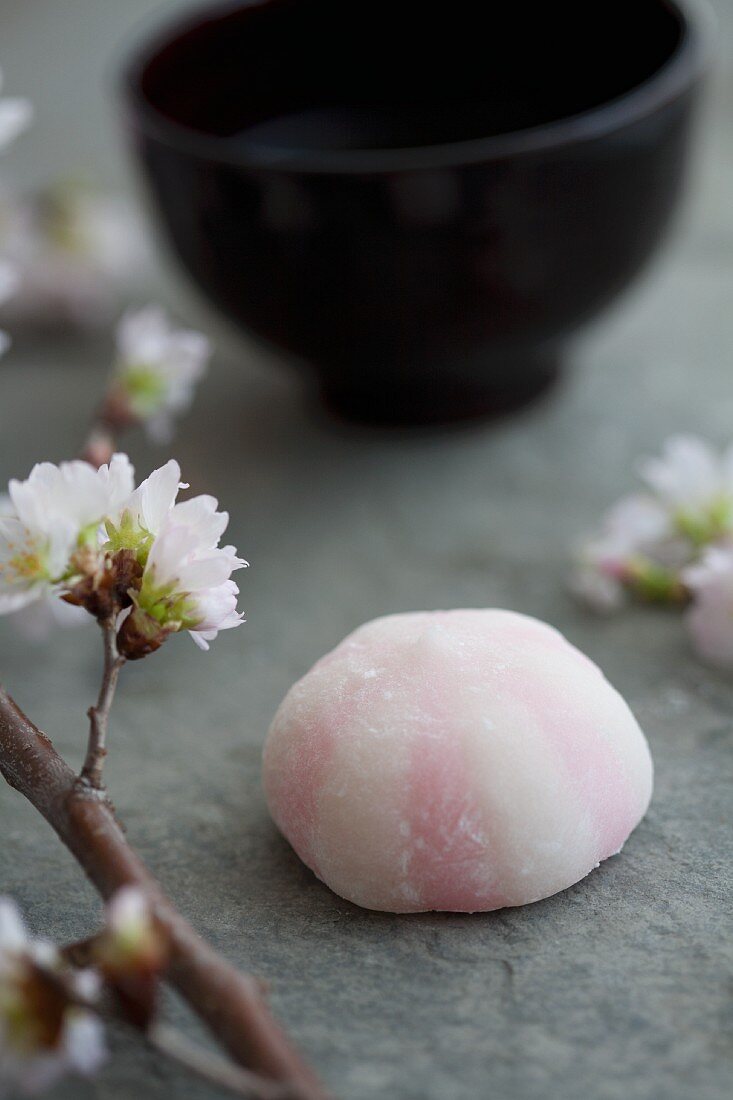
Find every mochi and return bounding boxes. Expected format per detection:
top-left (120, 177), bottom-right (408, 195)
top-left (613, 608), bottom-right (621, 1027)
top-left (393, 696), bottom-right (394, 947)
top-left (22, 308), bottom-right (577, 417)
top-left (262, 610), bottom-right (653, 913)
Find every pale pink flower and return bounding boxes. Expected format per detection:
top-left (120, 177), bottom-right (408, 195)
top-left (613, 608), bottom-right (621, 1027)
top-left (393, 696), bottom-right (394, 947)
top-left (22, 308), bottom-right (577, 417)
top-left (1, 455), bottom-right (245, 651)
top-left (138, 519), bottom-right (246, 650)
top-left (683, 547), bottom-right (733, 670)
top-left (0, 455), bottom-right (134, 615)
top-left (571, 494), bottom-right (679, 611)
top-left (573, 435), bottom-right (733, 611)
top-left (107, 461), bottom-right (246, 651)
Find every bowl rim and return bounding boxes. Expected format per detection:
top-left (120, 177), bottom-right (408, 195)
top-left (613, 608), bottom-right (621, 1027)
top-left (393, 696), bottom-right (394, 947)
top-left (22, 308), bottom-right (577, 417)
top-left (121, 0), bottom-right (714, 174)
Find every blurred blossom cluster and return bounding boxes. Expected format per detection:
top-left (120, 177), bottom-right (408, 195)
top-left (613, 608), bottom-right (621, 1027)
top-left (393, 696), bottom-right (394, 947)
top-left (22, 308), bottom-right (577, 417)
top-left (105, 305), bottom-right (212, 444)
top-left (0, 890), bottom-right (165, 1094)
top-left (0, 898), bottom-right (104, 1095)
top-left (0, 65), bottom-right (32, 354)
top-left (0, 64), bottom-right (149, 341)
top-left (572, 435), bottom-right (733, 670)
top-left (0, 454), bottom-right (246, 655)
top-left (0, 183), bottom-right (148, 330)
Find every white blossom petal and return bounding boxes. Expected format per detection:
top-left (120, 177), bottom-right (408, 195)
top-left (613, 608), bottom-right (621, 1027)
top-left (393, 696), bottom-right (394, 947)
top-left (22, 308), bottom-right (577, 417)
top-left (62, 1010), bottom-right (106, 1077)
top-left (128, 469), bottom-right (245, 648)
top-left (638, 436), bottom-right (721, 510)
top-left (0, 897), bottom-right (27, 953)
top-left (9, 591), bottom-right (90, 642)
top-left (98, 453), bottom-right (135, 512)
top-left (0, 97), bottom-right (32, 150)
top-left (120, 459), bottom-right (182, 534)
top-left (170, 495), bottom-right (228, 549)
top-left (106, 886), bottom-right (149, 933)
top-left (10, 459), bottom-right (117, 533)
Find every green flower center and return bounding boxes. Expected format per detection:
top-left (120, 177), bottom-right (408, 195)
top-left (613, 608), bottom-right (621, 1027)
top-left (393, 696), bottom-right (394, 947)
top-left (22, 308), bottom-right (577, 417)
top-left (0, 532), bottom-right (50, 587)
top-left (674, 496), bottom-right (733, 546)
top-left (136, 572), bottom-right (201, 631)
top-left (625, 557), bottom-right (686, 604)
top-left (104, 512), bottom-right (155, 568)
top-left (119, 364), bottom-right (166, 417)
top-left (39, 187), bottom-right (88, 256)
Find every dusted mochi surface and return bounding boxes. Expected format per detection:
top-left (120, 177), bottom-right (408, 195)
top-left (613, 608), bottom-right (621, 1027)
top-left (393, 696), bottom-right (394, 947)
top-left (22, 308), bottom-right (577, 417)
top-left (262, 610), bottom-right (653, 913)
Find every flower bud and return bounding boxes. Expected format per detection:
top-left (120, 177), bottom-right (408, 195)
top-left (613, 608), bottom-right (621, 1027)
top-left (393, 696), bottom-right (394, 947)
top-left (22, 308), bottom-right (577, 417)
top-left (93, 888), bottom-right (167, 1029)
top-left (116, 606), bottom-right (174, 660)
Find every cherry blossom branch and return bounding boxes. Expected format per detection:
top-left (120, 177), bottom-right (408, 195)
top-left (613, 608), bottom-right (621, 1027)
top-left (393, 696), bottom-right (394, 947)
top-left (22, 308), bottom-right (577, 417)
top-left (80, 616), bottom-right (125, 789)
top-left (0, 686), bottom-right (330, 1100)
top-left (56, 953), bottom-right (288, 1100)
top-left (146, 1022), bottom-right (293, 1100)
top-left (80, 426), bottom-right (118, 470)
top-left (78, 306), bottom-right (212, 468)
top-left (80, 390), bottom-right (135, 468)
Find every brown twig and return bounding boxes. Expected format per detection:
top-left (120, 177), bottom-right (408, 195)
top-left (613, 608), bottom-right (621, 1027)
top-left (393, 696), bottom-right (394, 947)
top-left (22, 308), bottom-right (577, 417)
top-left (0, 686), bottom-right (330, 1100)
top-left (146, 1022), bottom-right (295, 1100)
top-left (79, 616), bottom-right (125, 789)
top-left (79, 389), bottom-right (134, 468)
top-left (80, 426), bottom-right (117, 469)
top-left (62, 965), bottom-right (288, 1100)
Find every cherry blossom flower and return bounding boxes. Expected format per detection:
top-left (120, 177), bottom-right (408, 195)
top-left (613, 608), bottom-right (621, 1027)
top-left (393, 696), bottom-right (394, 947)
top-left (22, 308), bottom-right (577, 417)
top-left (139, 525), bottom-right (245, 651)
top-left (105, 459), bottom-right (246, 653)
top-left (638, 435), bottom-right (733, 545)
top-left (116, 497), bottom-right (246, 656)
top-left (0, 495), bottom-right (88, 639)
top-left (0, 455), bottom-right (134, 614)
top-left (571, 494), bottom-right (687, 611)
top-left (0, 68), bottom-right (32, 152)
top-left (683, 547), bottom-right (733, 670)
top-left (0, 184), bottom-right (148, 330)
top-left (0, 898), bottom-right (105, 1095)
top-left (572, 436), bottom-right (733, 611)
top-left (108, 306), bottom-right (211, 443)
top-left (0, 455), bottom-right (245, 654)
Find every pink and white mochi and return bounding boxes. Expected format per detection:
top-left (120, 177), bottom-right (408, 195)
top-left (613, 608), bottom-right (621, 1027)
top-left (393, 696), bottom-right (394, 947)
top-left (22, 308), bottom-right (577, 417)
top-left (262, 610), bottom-right (653, 913)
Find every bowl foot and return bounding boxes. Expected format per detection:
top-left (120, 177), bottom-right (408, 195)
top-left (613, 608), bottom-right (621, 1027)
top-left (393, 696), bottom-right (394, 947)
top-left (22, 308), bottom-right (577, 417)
top-left (320, 347), bottom-right (561, 427)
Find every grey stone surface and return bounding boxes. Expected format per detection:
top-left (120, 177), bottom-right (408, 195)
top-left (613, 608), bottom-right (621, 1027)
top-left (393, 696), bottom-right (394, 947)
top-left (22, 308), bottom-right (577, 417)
top-left (0, 2), bottom-right (731, 1098)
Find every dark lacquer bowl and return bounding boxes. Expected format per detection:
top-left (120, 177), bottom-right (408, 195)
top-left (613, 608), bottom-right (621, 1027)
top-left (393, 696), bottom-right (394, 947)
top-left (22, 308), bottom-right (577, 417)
top-left (122, 0), bottom-right (711, 425)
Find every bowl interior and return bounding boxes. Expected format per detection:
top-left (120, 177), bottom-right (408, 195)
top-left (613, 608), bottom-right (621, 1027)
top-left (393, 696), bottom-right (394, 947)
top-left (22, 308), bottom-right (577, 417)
top-left (134, 0), bottom-right (686, 156)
